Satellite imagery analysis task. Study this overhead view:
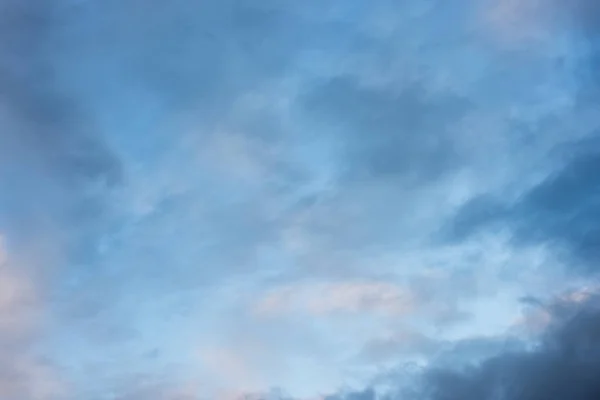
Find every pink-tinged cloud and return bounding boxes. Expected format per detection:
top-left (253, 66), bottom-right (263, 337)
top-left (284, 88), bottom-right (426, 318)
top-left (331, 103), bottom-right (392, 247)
top-left (253, 281), bottom-right (416, 317)
top-left (199, 345), bottom-right (264, 395)
top-left (512, 284), bottom-right (600, 335)
top-left (0, 236), bottom-right (66, 399)
top-left (479, 0), bottom-right (559, 48)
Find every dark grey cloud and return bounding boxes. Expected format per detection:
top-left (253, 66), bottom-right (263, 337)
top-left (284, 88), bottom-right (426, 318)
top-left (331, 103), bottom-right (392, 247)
top-left (416, 296), bottom-right (600, 400)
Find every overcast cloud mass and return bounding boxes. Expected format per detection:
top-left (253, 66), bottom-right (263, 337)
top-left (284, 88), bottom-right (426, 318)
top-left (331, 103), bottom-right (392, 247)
top-left (1, 0), bottom-right (600, 399)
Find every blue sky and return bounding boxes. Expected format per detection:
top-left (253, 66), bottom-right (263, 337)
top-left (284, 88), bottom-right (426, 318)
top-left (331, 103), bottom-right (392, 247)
top-left (1, 0), bottom-right (600, 399)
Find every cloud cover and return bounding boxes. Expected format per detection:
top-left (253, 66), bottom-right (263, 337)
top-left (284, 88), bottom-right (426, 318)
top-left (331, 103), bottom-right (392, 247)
top-left (1, 0), bottom-right (600, 399)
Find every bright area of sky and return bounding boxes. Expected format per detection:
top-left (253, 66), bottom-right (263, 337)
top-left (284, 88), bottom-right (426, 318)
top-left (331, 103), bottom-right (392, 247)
top-left (1, 0), bottom-right (600, 399)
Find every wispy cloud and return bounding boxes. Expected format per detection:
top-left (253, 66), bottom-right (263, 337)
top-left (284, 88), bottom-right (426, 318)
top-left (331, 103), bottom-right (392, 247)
top-left (254, 281), bottom-right (416, 317)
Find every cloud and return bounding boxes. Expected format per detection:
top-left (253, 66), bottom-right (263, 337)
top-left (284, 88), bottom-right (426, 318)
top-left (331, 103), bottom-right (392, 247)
top-left (480, 0), bottom-right (560, 46)
top-left (480, 0), bottom-right (600, 99)
top-left (444, 139), bottom-right (600, 270)
top-left (358, 328), bottom-right (439, 363)
top-left (0, 237), bottom-right (65, 400)
top-left (0, 0), bottom-right (122, 278)
top-left (0, 2), bottom-right (323, 394)
top-left (254, 281), bottom-right (415, 318)
top-left (513, 284), bottom-right (600, 334)
top-left (3, 0), bottom-right (600, 399)
top-left (0, 0), bottom-right (121, 188)
top-left (325, 388), bottom-right (377, 400)
top-left (413, 292), bottom-right (600, 400)
top-left (481, 0), bottom-right (599, 40)
top-left (272, 286), bottom-right (600, 400)
top-left (299, 75), bottom-right (469, 184)
top-left (200, 345), bottom-right (263, 396)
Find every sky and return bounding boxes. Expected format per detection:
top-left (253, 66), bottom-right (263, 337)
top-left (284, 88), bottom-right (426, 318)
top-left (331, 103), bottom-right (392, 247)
top-left (1, 0), bottom-right (600, 399)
